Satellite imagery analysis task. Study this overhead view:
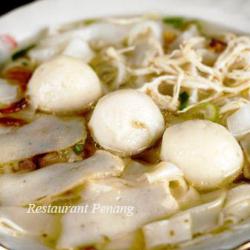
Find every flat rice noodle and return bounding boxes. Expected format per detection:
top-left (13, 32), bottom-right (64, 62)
top-left (223, 184), bottom-right (250, 223)
top-left (0, 150), bottom-right (124, 205)
top-left (127, 21), bottom-right (163, 67)
top-left (0, 227), bottom-right (51, 250)
top-left (128, 20), bottom-right (162, 45)
top-left (124, 160), bottom-right (186, 186)
top-left (46, 22), bottom-right (131, 46)
top-left (139, 161), bottom-right (184, 184)
top-left (177, 186), bottom-right (201, 210)
top-left (142, 191), bottom-right (225, 249)
top-left (137, 161), bottom-right (189, 202)
top-left (0, 115), bottom-right (85, 164)
top-left (57, 178), bottom-right (179, 248)
top-left (123, 160), bottom-right (189, 204)
top-left (187, 190), bottom-right (226, 234)
top-left (143, 213), bottom-right (192, 249)
top-left (0, 78), bottom-right (18, 105)
top-left (180, 218), bottom-right (250, 250)
top-left (29, 22), bottom-right (131, 62)
top-left (62, 38), bottom-right (94, 62)
top-left (227, 103), bottom-right (250, 137)
top-left (224, 184), bottom-right (250, 207)
top-left (122, 160), bottom-right (150, 181)
top-left (170, 25), bottom-right (200, 50)
top-left (0, 207), bottom-right (56, 250)
top-left (103, 231), bottom-right (144, 250)
top-left (0, 207), bottom-right (56, 237)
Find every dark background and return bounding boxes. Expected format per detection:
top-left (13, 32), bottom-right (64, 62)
top-left (1, 0), bottom-right (35, 16)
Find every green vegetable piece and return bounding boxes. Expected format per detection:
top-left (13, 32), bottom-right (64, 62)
top-left (73, 143), bottom-right (85, 155)
top-left (179, 92), bottom-right (189, 110)
top-left (84, 18), bottom-right (97, 25)
top-left (163, 17), bottom-right (186, 29)
top-left (201, 103), bottom-right (218, 122)
top-left (12, 44), bottom-right (35, 60)
top-left (163, 17), bottom-right (202, 32)
top-left (188, 103), bottom-right (218, 122)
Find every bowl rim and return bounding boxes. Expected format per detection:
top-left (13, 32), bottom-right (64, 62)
top-left (0, 0), bottom-right (250, 44)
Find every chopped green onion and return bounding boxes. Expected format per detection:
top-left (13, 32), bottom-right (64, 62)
top-left (201, 103), bottom-right (218, 122)
top-left (179, 92), bottom-right (189, 110)
top-left (84, 19), bottom-right (97, 25)
top-left (188, 103), bottom-right (218, 122)
top-left (180, 102), bottom-right (219, 123)
top-left (73, 143), bottom-right (85, 155)
top-left (12, 45), bottom-right (35, 60)
top-left (163, 17), bottom-right (186, 29)
top-left (163, 17), bottom-right (202, 32)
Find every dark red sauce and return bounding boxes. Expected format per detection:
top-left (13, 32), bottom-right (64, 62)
top-left (4, 66), bottom-right (32, 91)
top-left (0, 117), bottom-right (26, 126)
top-left (0, 98), bottom-right (27, 114)
top-left (209, 38), bottom-right (227, 53)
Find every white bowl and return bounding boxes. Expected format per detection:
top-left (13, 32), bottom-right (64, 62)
top-left (0, 0), bottom-right (250, 249)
